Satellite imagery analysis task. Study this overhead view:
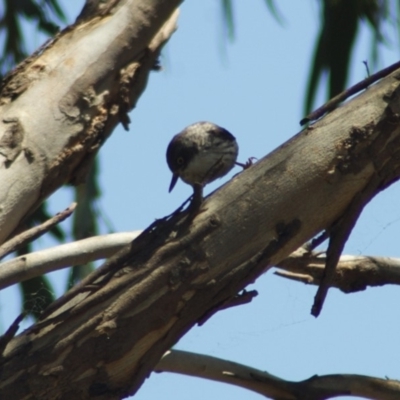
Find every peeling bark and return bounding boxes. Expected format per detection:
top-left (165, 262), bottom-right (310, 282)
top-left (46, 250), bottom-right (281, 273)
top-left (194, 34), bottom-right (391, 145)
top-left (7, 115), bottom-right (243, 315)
top-left (1, 1), bottom-right (400, 399)
top-left (1, 60), bottom-right (400, 398)
top-left (0, 0), bottom-right (181, 243)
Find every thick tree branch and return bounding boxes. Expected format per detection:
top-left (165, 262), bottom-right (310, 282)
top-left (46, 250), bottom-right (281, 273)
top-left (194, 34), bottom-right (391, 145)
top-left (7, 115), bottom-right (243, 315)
top-left (0, 0), bottom-right (181, 244)
top-left (2, 66), bottom-right (400, 398)
top-left (156, 349), bottom-right (400, 400)
top-left (1, 1), bottom-right (400, 398)
top-left (2, 224), bottom-right (399, 297)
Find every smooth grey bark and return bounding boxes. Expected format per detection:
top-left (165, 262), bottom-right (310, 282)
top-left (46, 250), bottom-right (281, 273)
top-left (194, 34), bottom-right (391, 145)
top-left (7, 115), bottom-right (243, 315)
top-left (0, 231), bottom-right (141, 289)
top-left (0, 0), bottom-right (181, 243)
top-left (156, 349), bottom-right (400, 399)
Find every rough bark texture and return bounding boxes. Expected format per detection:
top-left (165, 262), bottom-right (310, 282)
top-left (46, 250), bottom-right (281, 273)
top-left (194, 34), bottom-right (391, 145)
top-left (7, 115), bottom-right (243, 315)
top-left (0, 0), bottom-right (181, 243)
top-left (1, 56), bottom-right (400, 398)
top-left (2, 1), bottom-right (400, 399)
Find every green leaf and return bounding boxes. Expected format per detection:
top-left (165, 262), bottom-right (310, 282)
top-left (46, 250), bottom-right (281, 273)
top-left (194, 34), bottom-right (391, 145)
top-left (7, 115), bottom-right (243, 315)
top-left (304, 0), bottom-right (394, 115)
top-left (221, 0), bottom-right (235, 42)
top-left (220, 0), bottom-right (283, 44)
top-left (263, 0), bottom-right (284, 25)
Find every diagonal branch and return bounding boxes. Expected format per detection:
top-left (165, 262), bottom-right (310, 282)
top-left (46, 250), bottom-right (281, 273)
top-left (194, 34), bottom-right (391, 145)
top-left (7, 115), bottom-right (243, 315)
top-left (156, 349), bottom-right (400, 400)
top-left (0, 202), bottom-right (77, 260)
top-left (2, 5), bottom-right (400, 398)
top-left (0, 0), bottom-right (181, 244)
top-left (311, 171), bottom-right (382, 316)
top-left (300, 60), bottom-right (400, 125)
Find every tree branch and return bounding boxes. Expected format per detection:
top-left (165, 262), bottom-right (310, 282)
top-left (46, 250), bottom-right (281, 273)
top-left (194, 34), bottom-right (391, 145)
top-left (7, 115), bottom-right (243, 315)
top-left (156, 349), bottom-right (400, 400)
top-left (0, 203), bottom-right (77, 260)
top-left (0, 0), bottom-right (181, 244)
top-left (0, 313), bottom-right (25, 357)
top-left (312, 170), bottom-right (382, 316)
top-left (300, 60), bottom-right (400, 125)
top-left (0, 231), bottom-right (141, 290)
top-left (2, 65), bottom-right (400, 397)
top-left (2, 2), bottom-right (400, 398)
top-left (3, 224), bottom-right (398, 297)
top-left (275, 248), bottom-right (400, 292)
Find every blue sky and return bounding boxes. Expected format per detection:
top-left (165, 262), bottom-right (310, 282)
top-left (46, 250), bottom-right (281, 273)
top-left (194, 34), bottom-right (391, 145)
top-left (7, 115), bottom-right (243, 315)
top-left (1, 1), bottom-right (400, 399)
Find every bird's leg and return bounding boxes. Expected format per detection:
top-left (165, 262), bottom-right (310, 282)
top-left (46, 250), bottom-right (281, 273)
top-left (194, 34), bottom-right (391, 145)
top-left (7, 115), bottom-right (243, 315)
top-left (188, 183), bottom-right (203, 216)
top-left (235, 157), bottom-right (257, 170)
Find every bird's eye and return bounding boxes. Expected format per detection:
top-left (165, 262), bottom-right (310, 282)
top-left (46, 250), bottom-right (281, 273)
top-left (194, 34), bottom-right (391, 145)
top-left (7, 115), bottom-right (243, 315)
top-left (177, 157), bottom-right (184, 165)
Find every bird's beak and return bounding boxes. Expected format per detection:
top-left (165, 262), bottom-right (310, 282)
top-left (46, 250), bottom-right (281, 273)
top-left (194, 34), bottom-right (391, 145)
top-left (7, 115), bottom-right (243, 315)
top-left (169, 173), bottom-right (179, 192)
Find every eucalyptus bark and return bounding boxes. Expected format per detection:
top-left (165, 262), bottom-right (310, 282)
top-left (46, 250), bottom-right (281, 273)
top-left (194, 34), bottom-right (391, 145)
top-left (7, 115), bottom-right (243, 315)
top-left (275, 249), bottom-right (400, 293)
top-left (1, 1), bottom-right (400, 399)
top-left (0, 0), bottom-right (181, 243)
top-left (2, 63), bottom-right (400, 398)
top-left (156, 349), bottom-right (400, 400)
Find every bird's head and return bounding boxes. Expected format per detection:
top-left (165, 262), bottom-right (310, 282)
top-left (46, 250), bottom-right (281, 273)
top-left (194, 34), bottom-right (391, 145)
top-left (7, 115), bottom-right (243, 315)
top-left (166, 122), bottom-right (238, 192)
top-left (166, 131), bottom-right (199, 192)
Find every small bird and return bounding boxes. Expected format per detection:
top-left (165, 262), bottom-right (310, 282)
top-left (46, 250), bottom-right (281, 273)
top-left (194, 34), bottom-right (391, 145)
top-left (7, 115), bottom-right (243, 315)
top-left (166, 121), bottom-right (239, 195)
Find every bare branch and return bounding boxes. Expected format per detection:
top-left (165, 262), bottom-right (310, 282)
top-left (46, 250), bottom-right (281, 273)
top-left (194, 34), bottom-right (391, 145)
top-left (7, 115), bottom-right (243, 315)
top-left (0, 203), bottom-right (77, 260)
top-left (275, 248), bottom-right (400, 292)
top-left (0, 313), bottom-right (25, 356)
top-left (0, 231), bottom-right (141, 290)
top-left (2, 6), bottom-right (400, 397)
top-left (300, 59), bottom-right (400, 125)
top-left (156, 349), bottom-right (400, 400)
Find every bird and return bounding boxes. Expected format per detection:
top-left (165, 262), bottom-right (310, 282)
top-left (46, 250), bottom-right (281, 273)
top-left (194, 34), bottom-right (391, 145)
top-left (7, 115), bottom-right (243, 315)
top-left (166, 121), bottom-right (239, 196)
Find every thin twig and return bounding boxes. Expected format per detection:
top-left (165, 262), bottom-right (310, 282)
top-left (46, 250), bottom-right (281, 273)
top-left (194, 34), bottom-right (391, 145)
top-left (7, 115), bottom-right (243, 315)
top-left (302, 230), bottom-right (329, 252)
top-left (0, 313), bottom-right (25, 356)
top-left (300, 60), bottom-right (400, 125)
top-left (0, 203), bottom-right (77, 260)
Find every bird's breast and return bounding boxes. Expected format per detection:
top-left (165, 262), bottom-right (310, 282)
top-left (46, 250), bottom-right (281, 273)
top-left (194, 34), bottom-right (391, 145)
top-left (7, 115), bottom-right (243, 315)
top-left (180, 139), bottom-right (238, 186)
